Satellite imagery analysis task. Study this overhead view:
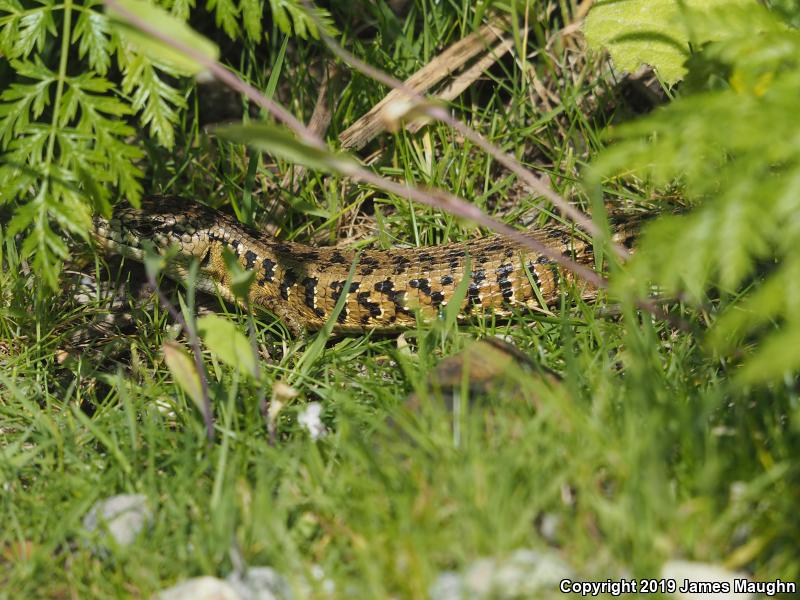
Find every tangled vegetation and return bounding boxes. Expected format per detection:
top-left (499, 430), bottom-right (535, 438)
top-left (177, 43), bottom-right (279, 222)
top-left (1, 0), bottom-right (798, 597)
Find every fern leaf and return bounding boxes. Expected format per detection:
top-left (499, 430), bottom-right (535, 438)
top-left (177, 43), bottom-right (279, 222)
top-left (121, 52), bottom-right (185, 148)
top-left (590, 0), bottom-right (800, 382)
top-left (207, 0), bottom-right (240, 38)
top-left (239, 0), bottom-right (261, 41)
top-left (72, 3), bottom-right (111, 74)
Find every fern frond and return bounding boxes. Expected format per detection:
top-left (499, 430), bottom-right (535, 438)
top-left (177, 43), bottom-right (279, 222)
top-left (72, 0), bottom-right (112, 74)
top-left (589, 1), bottom-right (800, 382)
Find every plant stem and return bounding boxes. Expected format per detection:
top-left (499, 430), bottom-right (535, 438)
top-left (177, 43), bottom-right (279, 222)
top-left (46, 0), bottom-right (74, 167)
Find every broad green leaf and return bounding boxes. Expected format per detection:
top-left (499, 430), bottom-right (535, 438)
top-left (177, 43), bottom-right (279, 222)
top-left (107, 0), bottom-right (219, 75)
top-left (162, 340), bottom-right (204, 411)
top-left (584, 0), bottom-right (755, 84)
top-left (197, 315), bottom-right (257, 378)
top-left (213, 122), bottom-right (357, 175)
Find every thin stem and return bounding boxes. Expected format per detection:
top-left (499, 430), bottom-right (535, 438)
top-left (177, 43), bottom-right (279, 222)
top-left (46, 0), bottom-right (73, 166)
top-left (146, 271), bottom-right (215, 442)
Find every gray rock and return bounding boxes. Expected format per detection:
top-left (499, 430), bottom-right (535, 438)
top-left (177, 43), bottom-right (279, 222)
top-left (226, 567), bottom-right (293, 600)
top-left (430, 548), bottom-right (574, 599)
top-left (155, 576), bottom-right (241, 600)
top-left (429, 571), bottom-right (466, 600)
top-left (82, 493), bottom-right (152, 549)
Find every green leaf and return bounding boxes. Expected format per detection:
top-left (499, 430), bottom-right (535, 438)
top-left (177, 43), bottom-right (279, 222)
top-left (584, 0), bottom-right (755, 84)
top-left (267, 0), bottom-right (337, 40)
top-left (736, 324), bottom-right (800, 384)
top-left (213, 122), bottom-right (357, 175)
top-left (221, 247), bottom-right (256, 301)
top-left (121, 52), bottom-right (185, 148)
top-left (197, 315), bottom-right (257, 378)
top-left (77, 167), bottom-right (113, 219)
top-left (239, 0), bottom-right (262, 41)
top-left (444, 256), bottom-right (471, 331)
top-left (207, 0), bottom-right (239, 38)
top-left (162, 340), bottom-right (205, 411)
top-left (108, 0), bottom-right (220, 75)
top-left (73, 4), bottom-right (111, 74)
top-left (593, 1), bottom-right (800, 383)
top-left (14, 4), bottom-right (57, 57)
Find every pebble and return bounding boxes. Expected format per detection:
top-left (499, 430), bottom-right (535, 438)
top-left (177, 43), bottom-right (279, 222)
top-left (430, 548), bottom-right (574, 599)
top-left (155, 576), bottom-right (241, 600)
top-left (226, 567), bottom-right (294, 600)
top-left (82, 494), bottom-right (152, 550)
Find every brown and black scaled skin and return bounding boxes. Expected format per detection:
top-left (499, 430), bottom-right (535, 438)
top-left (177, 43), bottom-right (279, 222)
top-left (93, 196), bottom-right (628, 334)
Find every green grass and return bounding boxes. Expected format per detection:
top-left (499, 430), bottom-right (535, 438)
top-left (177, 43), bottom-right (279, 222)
top-left (1, 1), bottom-right (799, 598)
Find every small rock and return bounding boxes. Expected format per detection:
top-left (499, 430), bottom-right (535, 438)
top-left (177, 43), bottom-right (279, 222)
top-left (226, 567), bottom-right (293, 600)
top-left (429, 572), bottom-right (465, 600)
top-left (82, 494), bottom-right (152, 549)
top-left (155, 576), bottom-right (241, 600)
top-left (538, 513), bottom-right (561, 543)
top-left (430, 548), bottom-right (574, 599)
top-left (662, 560), bottom-right (754, 600)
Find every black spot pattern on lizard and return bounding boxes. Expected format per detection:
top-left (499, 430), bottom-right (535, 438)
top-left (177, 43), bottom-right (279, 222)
top-left (258, 258), bottom-right (276, 284)
top-left (279, 269), bottom-right (297, 300)
top-left (388, 290), bottom-right (412, 315)
top-left (430, 291), bottom-right (445, 307)
top-left (357, 291), bottom-right (382, 318)
top-left (526, 260), bottom-right (542, 286)
top-left (330, 251), bottom-right (348, 265)
top-left (374, 280), bottom-right (394, 294)
top-left (329, 281), bottom-right (349, 324)
top-left (408, 278), bottom-right (432, 296)
top-left (496, 263), bottom-right (514, 281)
top-left (392, 254), bottom-right (411, 275)
top-left (302, 276), bottom-right (318, 309)
top-left (440, 274), bottom-right (454, 285)
top-left (273, 242), bottom-right (293, 255)
top-left (359, 256), bottom-right (380, 276)
top-left (244, 250), bottom-right (258, 270)
top-left (484, 242), bottom-right (504, 253)
top-left (296, 250), bottom-right (320, 262)
top-left (447, 249), bottom-right (466, 260)
top-left (467, 283), bottom-right (482, 306)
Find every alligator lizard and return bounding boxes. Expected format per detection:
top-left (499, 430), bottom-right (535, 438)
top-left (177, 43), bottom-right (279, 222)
top-left (93, 196), bottom-right (632, 333)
